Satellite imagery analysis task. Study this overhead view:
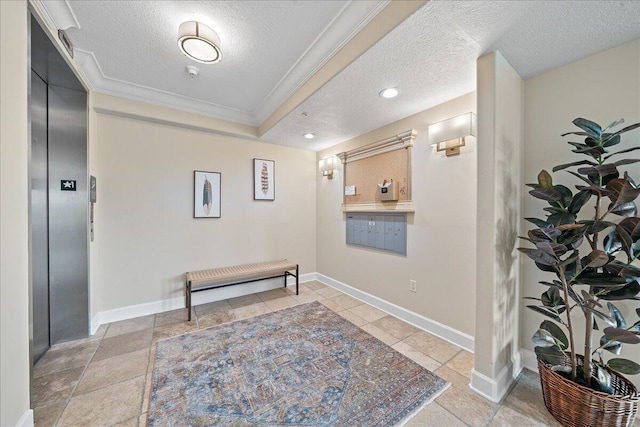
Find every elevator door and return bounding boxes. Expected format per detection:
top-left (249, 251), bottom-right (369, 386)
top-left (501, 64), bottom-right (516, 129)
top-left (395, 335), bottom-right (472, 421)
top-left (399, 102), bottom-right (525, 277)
top-left (30, 70), bottom-right (50, 363)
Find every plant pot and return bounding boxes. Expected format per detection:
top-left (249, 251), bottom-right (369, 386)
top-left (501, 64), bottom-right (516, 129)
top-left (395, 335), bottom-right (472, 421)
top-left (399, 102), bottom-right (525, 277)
top-left (538, 355), bottom-right (639, 427)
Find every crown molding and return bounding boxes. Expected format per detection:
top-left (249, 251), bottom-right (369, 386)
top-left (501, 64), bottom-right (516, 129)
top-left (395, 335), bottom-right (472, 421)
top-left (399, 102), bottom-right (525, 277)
top-left (74, 49), bottom-right (258, 126)
top-left (31, 0), bottom-right (80, 30)
top-left (253, 0), bottom-right (390, 124)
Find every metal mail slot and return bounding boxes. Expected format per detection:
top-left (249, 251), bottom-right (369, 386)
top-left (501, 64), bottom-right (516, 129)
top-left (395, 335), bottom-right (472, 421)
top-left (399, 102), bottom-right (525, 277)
top-left (346, 212), bottom-right (406, 255)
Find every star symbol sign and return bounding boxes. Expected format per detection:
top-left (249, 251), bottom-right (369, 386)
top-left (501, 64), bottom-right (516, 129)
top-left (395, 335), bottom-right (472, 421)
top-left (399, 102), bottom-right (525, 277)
top-left (63, 181), bottom-right (73, 188)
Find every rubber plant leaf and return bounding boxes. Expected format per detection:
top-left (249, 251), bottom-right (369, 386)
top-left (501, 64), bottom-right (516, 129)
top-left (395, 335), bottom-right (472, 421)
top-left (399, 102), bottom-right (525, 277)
top-left (568, 190), bottom-right (592, 214)
top-left (529, 188), bottom-right (561, 202)
top-left (610, 202), bottom-right (637, 218)
top-left (582, 250), bottom-right (610, 269)
top-left (608, 302), bottom-right (627, 328)
top-left (534, 346), bottom-right (566, 366)
top-left (600, 334), bottom-right (622, 355)
top-left (527, 305), bottom-right (563, 323)
top-left (537, 170), bottom-right (553, 189)
top-left (596, 281), bottom-right (640, 301)
top-left (606, 178), bottom-right (640, 206)
top-left (603, 327), bottom-right (640, 344)
top-left (602, 118), bottom-right (625, 133)
top-left (532, 329), bottom-right (556, 348)
top-left (525, 218), bottom-right (551, 228)
top-left (552, 160), bottom-right (596, 173)
top-left (540, 320), bottom-right (568, 350)
top-left (603, 146), bottom-right (640, 161)
top-left (518, 248), bottom-right (558, 266)
top-left (584, 307), bottom-right (616, 327)
top-left (607, 358), bottom-right (640, 375)
top-left (577, 164), bottom-right (618, 178)
top-left (553, 185), bottom-right (574, 208)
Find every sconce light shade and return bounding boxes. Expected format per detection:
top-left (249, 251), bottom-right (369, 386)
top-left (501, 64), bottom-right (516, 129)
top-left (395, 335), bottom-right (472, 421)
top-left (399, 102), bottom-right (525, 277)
top-left (428, 112), bottom-right (477, 156)
top-left (178, 21), bottom-right (222, 64)
top-left (319, 156), bottom-right (338, 179)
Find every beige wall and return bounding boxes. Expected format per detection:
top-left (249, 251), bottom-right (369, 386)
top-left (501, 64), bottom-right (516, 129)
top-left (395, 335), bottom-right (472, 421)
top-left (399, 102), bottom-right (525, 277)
top-left (316, 92), bottom-right (477, 336)
top-left (472, 51), bottom-right (524, 401)
top-left (91, 96), bottom-right (317, 314)
top-left (1, 0), bottom-right (32, 425)
top-left (523, 40), bottom-right (640, 373)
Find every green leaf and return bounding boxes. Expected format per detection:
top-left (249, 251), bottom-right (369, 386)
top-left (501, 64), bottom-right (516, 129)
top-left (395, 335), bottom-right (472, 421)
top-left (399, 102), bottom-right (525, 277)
top-left (568, 190), bottom-right (592, 214)
top-left (610, 202), bottom-right (637, 218)
top-left (606, 178), bottom-right (640, 206)
top-left (576, 272), bottom-right (627, 287)
top-left (600, 334), bottom-right (622, 355)
top-left (559, 250), bottom-right (580, 267)
top-left (597, 281), bottom-right (640, 301)
top-left (519, 248), bottom-right (558, 266)
top-left (529, 188), bottom-right (561, 202)
top-left (607, 122), bottom-right (640, 139)
top-left (540, 320), bottom-right (568, 350)
top-left (583, 250), bottom-right (609, 269)
top-left (602, 118), bottom-right (624, 133)
top-left (532, 329), bottom-right (556, 348)
top-left (608, 302), bottom-right (627, 329)
top-left (541, 287), bottom-right (565, 312)
top-left (525, 218), bottom-right (551, 228)
top-left (535, 346), bottom-right (567, 366)
top-left (578, 220), bottom-right (615, 234)
top-left (585, 307), bottom-right (616, 327)
top-left (552, 160), bottom-right (596, 173)
top-left (603, 146), bottom-right (640, 161)
top-left (527, 305), bottom-right (563, 323)
top-left (615, 225), bottom-right (634, 259)
top-left (577, 164), bottom-right (618, 178)
top-left (618, 217), bottom-right (640, 240)
top-left (607, 358), bottom-right (640, 375)
top-left (603, 327), bottom-right (640, 344)
top-left (535, 242), bottom-right (568, 257)
top-left (553, 185), bottom-right (574, 208)
top-left (614, 159), bottom-right (640, 167)
top-left (597, 369), bottom-right (614, 394)
top-left (602, 134), bottom-right (621, 148)
top-left (572, 118), bottom-right (602, 138)
top-left (548, 212), bottom-right (576, 227)
top-left (537, 170), bottom-right (553, 189)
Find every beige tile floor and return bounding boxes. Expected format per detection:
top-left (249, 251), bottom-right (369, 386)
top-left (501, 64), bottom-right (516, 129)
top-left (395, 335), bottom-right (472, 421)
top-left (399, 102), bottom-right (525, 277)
top-left (33, 281), bottom-right (563, 427)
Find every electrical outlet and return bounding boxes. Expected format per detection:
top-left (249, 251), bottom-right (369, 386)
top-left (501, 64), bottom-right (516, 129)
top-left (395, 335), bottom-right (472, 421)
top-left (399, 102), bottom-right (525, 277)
top-left (409, 280), bottom-right (416, 293)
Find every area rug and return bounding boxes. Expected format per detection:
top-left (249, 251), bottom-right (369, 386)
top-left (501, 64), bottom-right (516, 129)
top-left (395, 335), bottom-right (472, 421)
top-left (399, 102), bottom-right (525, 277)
top-left (148, 301), bottom-right (449, 426)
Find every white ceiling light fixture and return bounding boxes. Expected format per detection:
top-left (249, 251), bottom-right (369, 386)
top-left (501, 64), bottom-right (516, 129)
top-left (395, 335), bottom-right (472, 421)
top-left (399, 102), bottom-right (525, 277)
top-left (303, 133), bottom-right (316, 139)
top-left (379, 87), bottom-right (399, 99)
top-left (178, 21), bottom-right (222, 64)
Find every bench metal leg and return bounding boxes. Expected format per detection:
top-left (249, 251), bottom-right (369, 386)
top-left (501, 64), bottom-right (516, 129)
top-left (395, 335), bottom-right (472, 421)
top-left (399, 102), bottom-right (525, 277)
top-left (186, 280), bottom-right (192, 321)
top-left (296, 264), bottom-right (299, 295)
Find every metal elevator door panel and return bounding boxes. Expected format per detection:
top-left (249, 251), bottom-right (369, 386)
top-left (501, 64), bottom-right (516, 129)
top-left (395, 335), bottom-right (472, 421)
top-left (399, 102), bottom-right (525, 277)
top-left (47, 84), bottom-right (88, 344)
top-left (30, 70), bottom-right (50, 363)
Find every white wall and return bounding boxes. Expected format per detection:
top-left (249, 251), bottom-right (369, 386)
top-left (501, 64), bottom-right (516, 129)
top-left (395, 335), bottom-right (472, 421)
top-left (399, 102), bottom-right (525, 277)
top-left (472, 51), bottom-right (524, 402)
top-left (523, 39), bottom-right (640, 376)
top-left (316, 92), bottom-right (477, 337)
top-left (91, 95), bottom-right (317, 317)
top-left (0, 1), bottom-right (33, 426)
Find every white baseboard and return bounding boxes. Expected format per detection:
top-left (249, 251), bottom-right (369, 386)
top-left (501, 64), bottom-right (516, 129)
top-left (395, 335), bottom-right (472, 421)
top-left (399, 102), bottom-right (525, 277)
top-left (15, 409), bottom-right (34, 427)
top-left (90, 273), bottom-right (315, 334)
top-left (469, 350), bottom-right (523, 402)
top-left (315, 273), bottom-right (474, 352)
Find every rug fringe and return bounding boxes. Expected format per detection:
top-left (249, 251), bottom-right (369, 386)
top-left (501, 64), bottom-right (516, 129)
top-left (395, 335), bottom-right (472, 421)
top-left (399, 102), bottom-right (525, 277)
top-left (396, 381), bottom-right (452, 426)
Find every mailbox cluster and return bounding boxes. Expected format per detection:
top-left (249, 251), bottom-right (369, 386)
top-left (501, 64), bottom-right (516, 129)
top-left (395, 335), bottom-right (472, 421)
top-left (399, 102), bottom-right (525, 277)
top-left (346, 213), bottom-right (407, 255)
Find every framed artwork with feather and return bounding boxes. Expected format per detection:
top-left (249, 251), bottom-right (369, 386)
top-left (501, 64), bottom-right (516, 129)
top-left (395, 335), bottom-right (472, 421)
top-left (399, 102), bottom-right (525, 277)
top-left (253, 159), bottom-right (275, 201)
top-left (194, 171), bottom-right (221, 218)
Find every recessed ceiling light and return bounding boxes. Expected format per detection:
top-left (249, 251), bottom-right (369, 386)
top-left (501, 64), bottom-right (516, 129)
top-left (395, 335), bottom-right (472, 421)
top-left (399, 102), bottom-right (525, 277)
top-left (178, 21), bottom-right (222, 64)
top-left (303, 133), bottom-right (316, 139)
top-left (379, 87), bottom-right (399, 99)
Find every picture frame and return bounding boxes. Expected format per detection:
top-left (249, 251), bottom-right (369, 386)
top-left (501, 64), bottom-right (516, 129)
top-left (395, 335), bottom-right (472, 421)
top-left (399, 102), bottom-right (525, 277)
top-left (253, 158), bottom-right (275, 201)
top-left (194, 171), bottom-right (221, 218)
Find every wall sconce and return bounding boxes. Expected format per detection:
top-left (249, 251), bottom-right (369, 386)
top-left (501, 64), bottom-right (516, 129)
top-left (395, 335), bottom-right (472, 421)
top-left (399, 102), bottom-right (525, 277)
top-left (319, 156), bottom-right (338, 179)
top-left (428, 112), bottom-right (477, 157)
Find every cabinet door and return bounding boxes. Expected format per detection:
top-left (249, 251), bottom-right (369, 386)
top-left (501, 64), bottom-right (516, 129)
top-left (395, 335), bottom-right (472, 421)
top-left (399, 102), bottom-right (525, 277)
top-left (384, 216), bottom-right (395, 251)
top-left (375, 215), bottom-right (386, 249)
top-left (367, 216), bottom-right (376, 247)
top-left (393, 215), bottom-right (407, 254)
top-left (346, 215), bottom-right (355, 244)
top-left (358, 215), bottom-right (368, 246)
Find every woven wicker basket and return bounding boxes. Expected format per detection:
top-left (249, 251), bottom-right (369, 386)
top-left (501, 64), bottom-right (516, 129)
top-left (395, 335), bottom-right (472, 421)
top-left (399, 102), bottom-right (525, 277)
top-left (538, 355), bottom-right (639, 427)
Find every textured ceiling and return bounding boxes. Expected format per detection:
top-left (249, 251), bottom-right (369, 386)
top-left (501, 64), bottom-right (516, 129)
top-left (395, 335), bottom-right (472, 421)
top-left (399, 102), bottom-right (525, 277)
top-left (39, 1), bottom-right (640, 151)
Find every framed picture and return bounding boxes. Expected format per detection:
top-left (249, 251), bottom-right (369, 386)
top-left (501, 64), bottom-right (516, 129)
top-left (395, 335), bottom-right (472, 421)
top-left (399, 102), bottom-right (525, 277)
top-left (253, 158), bottom-right (275, 200)
top-left (194, 171), bottom-right (221, 218)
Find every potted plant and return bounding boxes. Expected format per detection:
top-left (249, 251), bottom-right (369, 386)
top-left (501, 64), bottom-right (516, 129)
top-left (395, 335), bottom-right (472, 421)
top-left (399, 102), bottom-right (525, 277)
top-left (519, 117), bottom-right (640, 426)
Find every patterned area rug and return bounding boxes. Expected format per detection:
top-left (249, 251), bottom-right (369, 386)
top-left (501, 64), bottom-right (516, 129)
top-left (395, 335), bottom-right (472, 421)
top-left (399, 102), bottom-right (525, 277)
top-left (148, 301), bottom-right (449, 426)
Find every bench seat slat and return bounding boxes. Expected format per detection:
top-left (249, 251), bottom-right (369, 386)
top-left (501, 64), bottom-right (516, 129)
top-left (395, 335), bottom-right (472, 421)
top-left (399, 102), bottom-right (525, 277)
top-left (187, 260), bottom-right (297, 289)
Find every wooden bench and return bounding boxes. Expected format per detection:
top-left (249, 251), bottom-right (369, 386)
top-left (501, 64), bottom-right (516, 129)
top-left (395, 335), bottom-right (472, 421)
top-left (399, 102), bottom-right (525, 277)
top-left (185, 260), bottom-right (298, 321)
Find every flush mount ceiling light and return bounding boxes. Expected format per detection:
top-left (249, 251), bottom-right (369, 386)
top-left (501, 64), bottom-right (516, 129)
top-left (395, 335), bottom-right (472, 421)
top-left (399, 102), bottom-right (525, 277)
top-left (178, 21), bottom-right (222, 64)
top-left (303, 133), bottom-right (316, 139)
top-left (379, 87), bottom-right (399, 99)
